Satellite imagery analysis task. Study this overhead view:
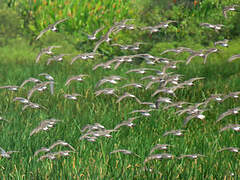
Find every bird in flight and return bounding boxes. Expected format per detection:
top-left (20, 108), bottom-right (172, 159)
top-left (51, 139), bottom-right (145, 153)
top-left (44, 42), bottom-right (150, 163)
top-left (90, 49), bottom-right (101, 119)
top-left (35, 46), bottom-right (61, 63)
top-left (223, 5), bottom-right (239, 18)
top-left (110, 149), bottom-right (140, 157)
top-left (36, 18), bottom-right (69, 40)
top-left (0, 147), bottom-right (19, 158)
top-left (30, 118), bottom-right (61, 136)
top-left (228, 54), bottom-right (240, 62)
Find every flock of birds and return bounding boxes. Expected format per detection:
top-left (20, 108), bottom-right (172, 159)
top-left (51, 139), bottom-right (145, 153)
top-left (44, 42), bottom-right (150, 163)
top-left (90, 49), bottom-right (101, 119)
top-left (0, 3), bottom-right (239, 173)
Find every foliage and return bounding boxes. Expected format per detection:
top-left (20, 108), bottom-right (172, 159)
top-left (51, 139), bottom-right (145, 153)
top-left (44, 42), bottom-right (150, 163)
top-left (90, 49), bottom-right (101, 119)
top-left (0, 36), bottom-right (240, 178)
top-left (0, 0), bottom-right (240, 178)
top-left (0, 8), bottom-right (24, 46)
top-left (7, 0), bottom-right (136, 37)
top-left (136, 0), bottom-right (240, 44)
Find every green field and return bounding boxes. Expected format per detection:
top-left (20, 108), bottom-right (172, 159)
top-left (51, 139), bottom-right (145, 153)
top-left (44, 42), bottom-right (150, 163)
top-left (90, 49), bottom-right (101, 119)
top-left (0, 0), bottom-right (239, 179)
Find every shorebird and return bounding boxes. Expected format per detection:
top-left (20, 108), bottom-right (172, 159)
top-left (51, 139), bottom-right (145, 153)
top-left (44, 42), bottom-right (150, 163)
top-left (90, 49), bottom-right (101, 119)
top-left (36, 18), bottom-right (68, 40)
top-left (46, 54), bottom-right (70, 65)
top-left (38, 151), bottom-right (73, 161)
top-left (65, 75), bottom-right (88, 86)
top-left (111, 43), bottom-right (131, 50)
top-left (176, 103), bottom-right (205, 116)
top-left (186, 50), bottom-right (205, 64)
top-left (22, 102), bottom-right (47, 111)
top-left (0, 85), bottom-right (18, 91)
top-left (200, 23), bottom-right (224, 31)
top-left (156, 97), bottom-right (172, 104)
top-left (141, 25), bottom-right (159, 33)
top-left (160, 47), bottom-right (193, 55)
top-left (27, 81), bottom-right (53, 100)
top-left (93, 23), bottom-right (120, 52)
top-left (81, 123), bottom-right (105, 133)
top-left (19, 77), bottom-right (42, 89)
top-left (95, 76), bottom-right (124, 88)
top-left (13, 97), bottom-right (29, 104)
top-left (91, 129), bottom-right (118, 138)
top-left (163, 101), bottom-right (192, 110)
top-left (101, 56), bottom-right (128, 69)
top-left (178, 77), bottom-right (205, 87)
top-left (221, 91), bottom-right (240, 101)
top-left (35, 46), bottom-right (61, 63)
top-left (144, 153), bottom-right (174, 163)
top-left (38, 73), bottom-right (54, 95)
top-left (216, 107), bottom-right (240, 122)
top-left (121, 83), bottom-right (143, 89)
top-left (155, 97), bottom-right (172, 108)
top-left (114, 117), bottom-right (139, 130)
top-left (110, 149), bottom-right (140, 157)
top-left (217, 147), bottom-right (239, 153)
top-left (79, 135), bottom-right (97, 142)
top-left (38, 73), bottom-right (54, 81)
top-left (64, 93), bottom-right (81, 100)
top-left (80, 128), bottom-right (117, 140)
top-left (34, 147), bottom-right (51, 156)
top-left (145, 77), bottom-right (168, 89)
top-left (37, 153), bottom-right (56, 161)
top-left (79, 132), bottom-right (97, 141)
top-left (110, 55), bottom-right (139, 69)
top-left (126, 68), bottom-right (148, 74)
top-left (49, 140), bottom-right (76, 151)
top-left (71, 52), bottom-right (100, 64)
top-left (200, 23), bottom-right (215, 29)
top-left (0, 147), bottom-right (18, 158)
top-left (214, 24), bottom-right (225, 31)
top-left (137, 53), bottom-right (156, 60)
top-left (30, 118), bottom-right (60, 136)
top-left (163, 129), bottom-right (185, 136)
top-left (130, 109), bottom-right (154, 116)
top-left (82, 26), bottom-right (104, 40)
top-left (157, 20), bottom-right (177, 28)
top-left (151, 85), bottom-right (183, 97)
top-left (220, 124), bottom-right (240, 132)
top-left (126, 68), bottom-right (161, 74)
top-left (183, 111), bottom-right (206, 127)
top-left (140, 75), bottom-right (159, 81)
top-left (95, 78), bottom-right (118, 88)
top-left (116, 92), bottom-right (141, 104)
top-left (228, 54), bottom-right (240, 62)
top-left (111, 42), bottom-right (144, 51)
top-left (95, 88), bottom-right (118, 97)
top-left (149, 144), bottom-right (173, 154)
top-left (92, 62), bottom-right (112, 71)
top-left (141, 20), bottom-right (176, 33)
top-left (201, 94), bottom-right (223, 106)
top-left (214, 39), bottom-right (229, 47)
top-left (112, 19), bottom-right (135, 33)
top-left (128, 42), bottom-right (145, 51)
top-left (223, 5), bottom-right (239, 18)
top-left (139, 102), bottom-right (156, 109)
top-left (202, 48), bottom-right (219, 64)
top-left (177, 154), bottom-right (206, 159)
top-left (34, 140), bottom-right (75, 156)
top-left (145, 59), bottom-right (155, 65)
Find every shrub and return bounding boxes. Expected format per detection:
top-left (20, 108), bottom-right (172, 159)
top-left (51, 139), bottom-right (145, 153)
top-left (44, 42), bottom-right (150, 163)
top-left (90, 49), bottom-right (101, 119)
top-left (0, 8), bottom-right (24, 46)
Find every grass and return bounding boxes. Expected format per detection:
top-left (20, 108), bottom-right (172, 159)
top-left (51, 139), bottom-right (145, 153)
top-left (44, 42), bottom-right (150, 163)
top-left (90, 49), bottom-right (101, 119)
top-left (0, 0), bottom-right (240, 179)
top-left (0, 35), bottom-right (239, 179)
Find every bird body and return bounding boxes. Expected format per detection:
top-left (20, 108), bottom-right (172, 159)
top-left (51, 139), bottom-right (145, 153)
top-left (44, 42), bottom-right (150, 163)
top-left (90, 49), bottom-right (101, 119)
top-left (36, 18), bottom-right (68, 40)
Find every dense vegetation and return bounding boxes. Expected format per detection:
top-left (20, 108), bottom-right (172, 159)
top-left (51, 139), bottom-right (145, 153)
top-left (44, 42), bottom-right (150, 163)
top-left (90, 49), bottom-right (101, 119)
top-left (0, 0), bottom-right (239, 179)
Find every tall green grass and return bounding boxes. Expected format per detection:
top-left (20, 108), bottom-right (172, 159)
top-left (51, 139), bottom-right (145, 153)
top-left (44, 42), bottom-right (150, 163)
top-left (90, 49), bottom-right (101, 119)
top-left (0, 0), bottom-right (239, 179)
top-left (0, 35), bottom-right (239, 178)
